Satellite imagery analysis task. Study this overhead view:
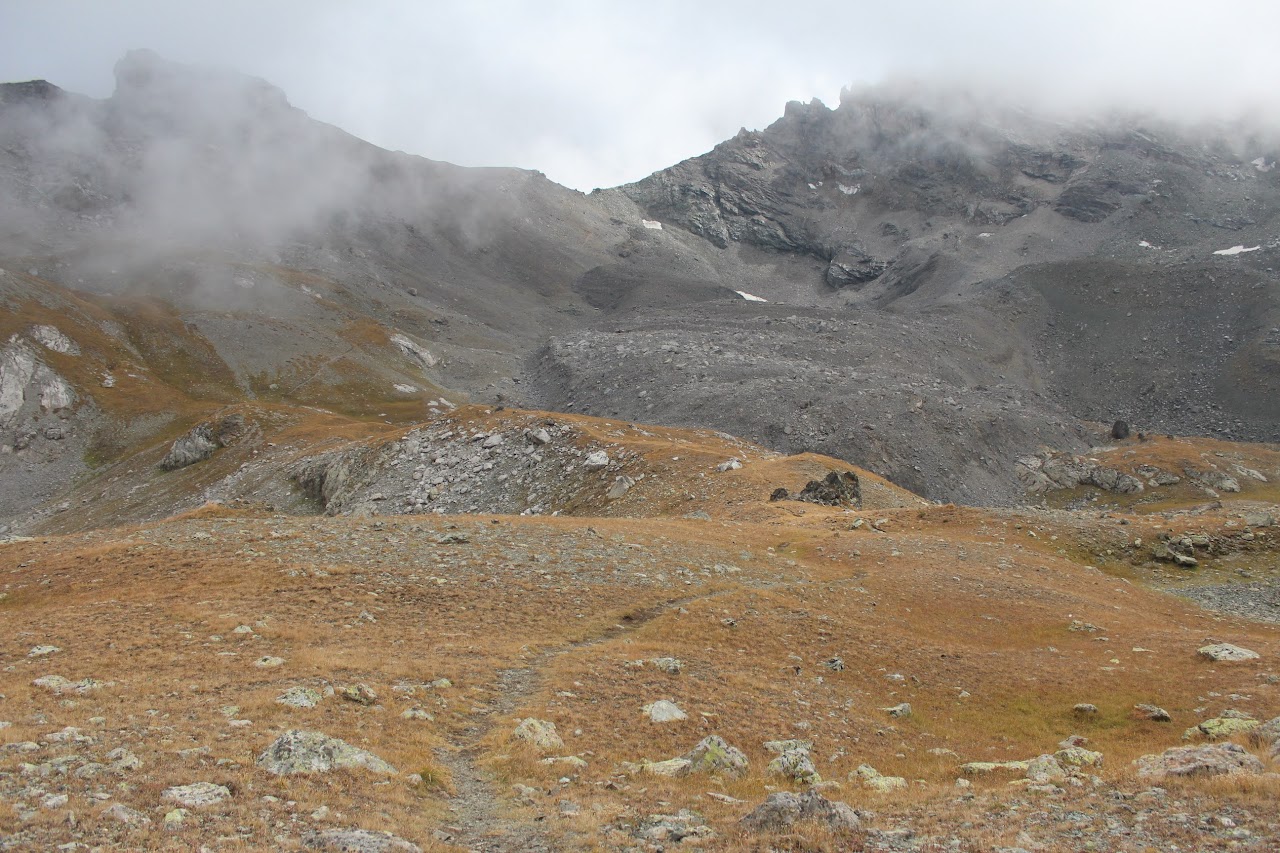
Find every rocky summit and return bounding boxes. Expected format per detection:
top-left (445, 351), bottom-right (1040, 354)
top-left (1, 51), bottom-right (1279, 853)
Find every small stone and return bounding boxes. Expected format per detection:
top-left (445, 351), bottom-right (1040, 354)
top-left (232, 625), bottom-right (254, 634)
top-left (163, 808), bottom-right (189, 831)
top-left (650, 657), bottom-right (683, 674)
top-left (255, 656), bottom-right (286, 668)
top-left (583, 450), bottom-right (610, 470)
top-left (1073, 703), bottom-right (1099, 716)
top-left (529, 428), bottom-right (551, 446)
top-left (716, 458), bottom-right (742, 472)
top-left (28, 645), bottom-right (60, 657)
top-left (884, 702), bottom-right (912, 718)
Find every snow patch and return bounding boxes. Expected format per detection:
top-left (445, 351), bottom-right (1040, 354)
top-left (734, 290), bottom-right (768, 303)
top-left (837, 184), bottom-right (860, 196)
top-left (641, 219), bottom-right (663, 230)
top-left (1213, 245), bottom-right (1260, 256)
top-left (393, 383), bottom-right (418, 394)
top-left (1252, 157), bottom-right (1275, 173)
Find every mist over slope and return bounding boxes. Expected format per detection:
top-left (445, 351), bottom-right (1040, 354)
top-left (2, 51), bottom-right (1279, 527)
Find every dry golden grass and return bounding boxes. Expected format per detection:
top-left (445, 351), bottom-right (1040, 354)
top-left (3, 409), bottom-right (1279, 850)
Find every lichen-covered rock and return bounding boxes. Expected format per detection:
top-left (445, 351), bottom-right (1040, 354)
top-left (302, 828), bottom-right (422, 852)
top-left (1054, 746), bottom-right (1104, 768)
top-left (961, 760), bottom-right (1030, 774)
top-left (256, 729), bottom-right (396, 776)
top-left (768, 747), bottom-right (822, 785)
top-left (1183, 716), bottom-right (1260, 741)
top-left (162, 782), bottom-right (231, 808)
top-left (640, 757), bottom-right (692, 776)
top-left (854, 764), bottom-right (908, 792)
top-left (340, 684), bottom-right (377, 705)
top-left (635, 810), bottom-right (714, 844)
top-left (1025, 755), bottom-right (1066, 783)
top-left (683, 735), bottom-right (748, 777)
top-left (277, 687), bottom-right (322, 708)
top-left (1134, 743), bottom-right (1264, 779)
top-left (512, 718), bottom-right (563, 752)
top-left (739, 790), bottom-right (860, 834)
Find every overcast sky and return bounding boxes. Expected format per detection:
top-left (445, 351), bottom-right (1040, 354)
top-left (3, 1), bottom-right (1280, 191)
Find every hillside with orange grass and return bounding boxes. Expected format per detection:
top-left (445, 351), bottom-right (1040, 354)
top-left (3, 406), bottom-right (1279, 852)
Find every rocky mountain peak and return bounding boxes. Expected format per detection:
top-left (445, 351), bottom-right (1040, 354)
top-left (109, 48), bottom-right (297, 134)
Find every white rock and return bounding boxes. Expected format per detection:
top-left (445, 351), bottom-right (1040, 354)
top-left (583, 450), bottom-right (609, 470)
top-left (643, 700), bottom-right (688, 723)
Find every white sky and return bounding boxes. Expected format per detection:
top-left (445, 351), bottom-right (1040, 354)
top-left (3, 1), bottom-right (1280, 191)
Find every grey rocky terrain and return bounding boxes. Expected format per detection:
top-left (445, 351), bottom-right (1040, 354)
top-left (2, 52), bottom-right (1279, 526)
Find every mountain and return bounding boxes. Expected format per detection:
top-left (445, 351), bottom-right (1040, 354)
top-left (2, 51), bottom-right (1280, 853)
top-left (1, 51), bottom-right (1279, 529)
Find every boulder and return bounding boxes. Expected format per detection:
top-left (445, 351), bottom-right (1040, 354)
top-left (1134, 703), bottom-right (1172, 722)
top-left (795, 471), bottom-right (861, 507)
top-left (256, 729), bottom-right (397, 776)
top-left (643, 700), bottom-right (687, 723)
top-left (512, 718), bottom-right (564, 752)
top-left (739, 790), bottom-right (860, 834)
top-left (683, 735), bottom-right (748, 777)
top-left (1248, 716), bottom-right (1280, 749)
top-left (768, 747), bottom-right (821, 785)
top-left (1183, 716), bottom-right (1260, 741)
top-left (1198, 643), bottom-right (1260, 662)
top-left (1054, 746), bottom-right (1104, 769)
top-left (1135, 743), bottom-right (1264, 779)
top-left (583, 450), bottom-right (609, 470)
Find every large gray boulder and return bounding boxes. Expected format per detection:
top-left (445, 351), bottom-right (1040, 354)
top-left (739, 790), bottom-right (860, 834)
top-left (256, 729), bottom-right (396, 776)
top-left (1134, 743), bottom-right (1264, 779)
